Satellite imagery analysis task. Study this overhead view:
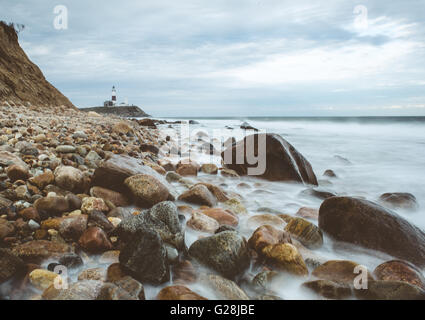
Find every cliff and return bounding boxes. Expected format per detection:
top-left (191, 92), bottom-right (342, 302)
top-left (0, 21), bottom-right (76, 109)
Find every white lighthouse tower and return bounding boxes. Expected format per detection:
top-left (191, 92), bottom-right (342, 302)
top-left (111, 86), bottom-right (117, 106)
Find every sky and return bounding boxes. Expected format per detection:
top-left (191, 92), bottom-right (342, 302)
top-left (2, 0), bottom-right (425, 117)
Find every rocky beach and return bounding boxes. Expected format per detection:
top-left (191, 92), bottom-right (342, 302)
top-left (1, 18), bottom-right (425, 301)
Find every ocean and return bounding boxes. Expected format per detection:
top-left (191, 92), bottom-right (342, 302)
top-left (150, 116), bottom-right (425, 299)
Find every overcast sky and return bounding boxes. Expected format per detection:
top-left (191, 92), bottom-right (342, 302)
top-left (2, 0), bottom-right (425, 116)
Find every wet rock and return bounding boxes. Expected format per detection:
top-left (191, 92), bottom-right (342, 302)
top-left (189, 231), bottom-right (250, 278)
top-left (220, 168), bottom-right (239, 178)
top-left (58, 215), bottom-right (88, 241)
top-left (65, 193), bottom-right (82, 211)
top-left (19, 207), bottom-right (40, 222)
top-left (323, 170), bottom-right (337, 178)
top-left (90, 186), bottom-right (130, 207)
top-left (166, 171), bottom-right (182, 183)
top-left (300, 188), bottom-right (335, 200)
top-left (97, 283), bottom-right (136, 300)
top-left (56, 145), bottom-right (76, 154)
top-left (112, 276), bottom-right (145, 300)
top-left (6, 164), bottom-right (29, 182)
top-left (115, 201), bottom-right (184, 250)
top-left (223, 198), bottom-right (247, 215)
top-left (81, 197), bottom-right (109, 215)
top-left (92, 154), bottom-right (175, 196)
top-left (29, 269), bottom-right (59, 290)
top-left (240, 121), bottom-right (258, 131)
top-left (78, 268), bottom-right (106, 281)
top-left (248, 225), bottom-right (292, 253)
top-left (119, 228), bottom-right (170, 285)
top-left (199, 208), bottom-right (238, 227)
top-left (187, 211), bottom-right (219, 233)
top-left (29, 171), bottom-right (55, 190)
top-left (107, 207), bottom-right (133, 220)
top-left (176, 163), bottom-right (198, 176)
top-left (0, 248), bottom-right (26, 283)
top-left (319, 197), bottom-right (425, 267)
top-left (303, 280), bottom-right (352, 299)
top-left (78, 227), bottom-right (113, 253)
top-left (54, 166), bottom-right (85, 193)
top-left (12, 240), bottom-right (71, 263)
top-left (354, 280), bottom-right (425, 300)
top-left (172, 260), bottom-right (197, 284)
top-left (157, 285), bottom-right (207, 300)
top-left (51, 280), bottom-right (104, 300)
top-left (378, 193), bottom-right (418, 210)
top-left (312, 260), bottom-right (373, 284)
top-left (296, 207), bottom-right (319, 220)
top-left (89, 210), bottom-right (114, 233)
top-left (221, 133), bottom-right (318, 185)
top-left (199, 274), bottom-right (249, 300)
top-left (34, 195), bottom-right (69, 217)
top-left (178, 185), bottom-right (217, 207)
top-left (247, 214), bottom-right (286, 230)
top-left (252, 270), bottom-right (279, 293)
top-left (284, 217), bottom-right (323, 249)
top-left (374, 260), bottom-right (425, 290)
top-left (201, 164), bottom-right (218, 175)
top-left (58, 253), bottom-right (83, 269)
top-left (262, 243), bottom-right (308, 276)
top-left (124, 174), bottom-right (170, 207)
top-left (195, 182), bottom-right (229, 202)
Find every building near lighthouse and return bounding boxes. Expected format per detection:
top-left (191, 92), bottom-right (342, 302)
top-left (104, 86), bottom-right (133, 107)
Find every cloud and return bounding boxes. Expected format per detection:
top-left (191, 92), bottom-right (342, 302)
top-left (1, 0), bottom-right (425, 116)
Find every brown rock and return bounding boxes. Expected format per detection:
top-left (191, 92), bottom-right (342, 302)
top-left (296, 207), bottom-right (319, 220)
top-left (378, 193), bottom-right (418, 210)
top-left (200, 208), bottom-right (238, 227)
top-left (81, 197), bottom-right (109, 214)
top-left (374, 260), bottom-right (425, 290)
top-left (34, 196), bottom-right (69, 216)
top-left (200, 164), bottom-right (218, 175)
top-left (90, 186), bottom-right (130, 207)
top-left (248, 225), bottom-right (292, 253)
top-left (54, 165), bottom-right (85, 193)
top-left (195, 182), bottom-right (229, 202)
top-left (30, 171), bottom-right (58, 190)
top-left (176, 163), bottom-right (198, 176)
top-left (262, 243), bottom-right (308, 276)
top-left (354, 280), bottom-right (425, 300)
top-left (157, 285), bottom-right (207, 300)
top-left (78, 227), bottom-right (113, 253)
top-left (319, 197), bottom-right (425, 267)
top-left (312, 260), bottom-right (373, 284)
top-left (18, 207), bottom-right (40, 222)
top-left (124, 174), bottom-right (170, 208)
top-left (172, 260), bottom-right (197, 284)
top-left (6, 164), bottom-right (29, 182)
top-left (284, 217), bottom-right (323, 249)
top-left (58, 215), bottom-right (88, 241)
top-left (221, 133), bottom-right (318, 185)
top-left (11, 240), bottom-right (71, 263)
top-left (178, 185), bottom-right (217, 207)
top-left (303, 280), bottom-right (352, 299)
top-left (187, 211), bottom-right (219, 233)
top-left (247, 214), bottom-right (286, 230)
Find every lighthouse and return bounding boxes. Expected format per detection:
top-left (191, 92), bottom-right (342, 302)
top-left (111, 86), bottom-right (117, 106)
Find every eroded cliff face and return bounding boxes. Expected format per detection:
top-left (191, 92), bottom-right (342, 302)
top-left (0, 21), bottom-right (76, 109)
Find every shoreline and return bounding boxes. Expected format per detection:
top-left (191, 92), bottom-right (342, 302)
top-left (1, 105), bottom-right (424, 300)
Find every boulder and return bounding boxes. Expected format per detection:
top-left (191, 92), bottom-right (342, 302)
top-left (200, 164), bottom-right (218, 175)
top-left (187, 211), bottom-right (219, 233)
top-left (34, 195), bottom-right (69, 216)
top-left (157, 285), bottom-right (207, 300)
top-left (284, 217), bottom-right (323, 249)
top-left (303, 280), bottom-right (352, 299)
top-left (54, 166), bottom-right (85, 193)
top-left (12, 240), bottom-right (71, 263)
top-left (200, 208), bottom-right (238, 227)
top-left (115, 201), bottom-right (184, 250)
top-left (312, 260), bottom-right (373, 284)
top-left (378, 193), bottom-right (418, 210)
top-left (6, 164), bottom-right (29, 182)
top-left (199, 274), bottom-right (249, 300)
top-left (78, 227), bottom-right (113, 253)
top-left (374, 260), bottom-right (425, 290)
top-left (124, 174), bottom-right (170, 208)
top-left (81, 197), bottom-right (109, 215)
top-left (221, 133), bottom-right (318, 185)
top-left (90, 186), bottom-right (130, 207)
top-left (319, 197), bottom-right (425, 267)
top-left (248, 225), bottom-right (292, 253)
top-left (0, 248), bottom-right (26, 283)
top-left (92, 154), bottom-right (175, 197)
top-left (178, 185), bottom-right (217, 207)
top-left (119, 228), bottom-right (170, 285)
top-left (188, 231), bottom-right (250, 278)
top-left (261, 243), bottom-right (308, 276)
top-left (354, 280), bottom-right (425, 300)
top-left (176, 163), bottom-right (198, 176)
top-left (195, 182), bottom-right (229, 202)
